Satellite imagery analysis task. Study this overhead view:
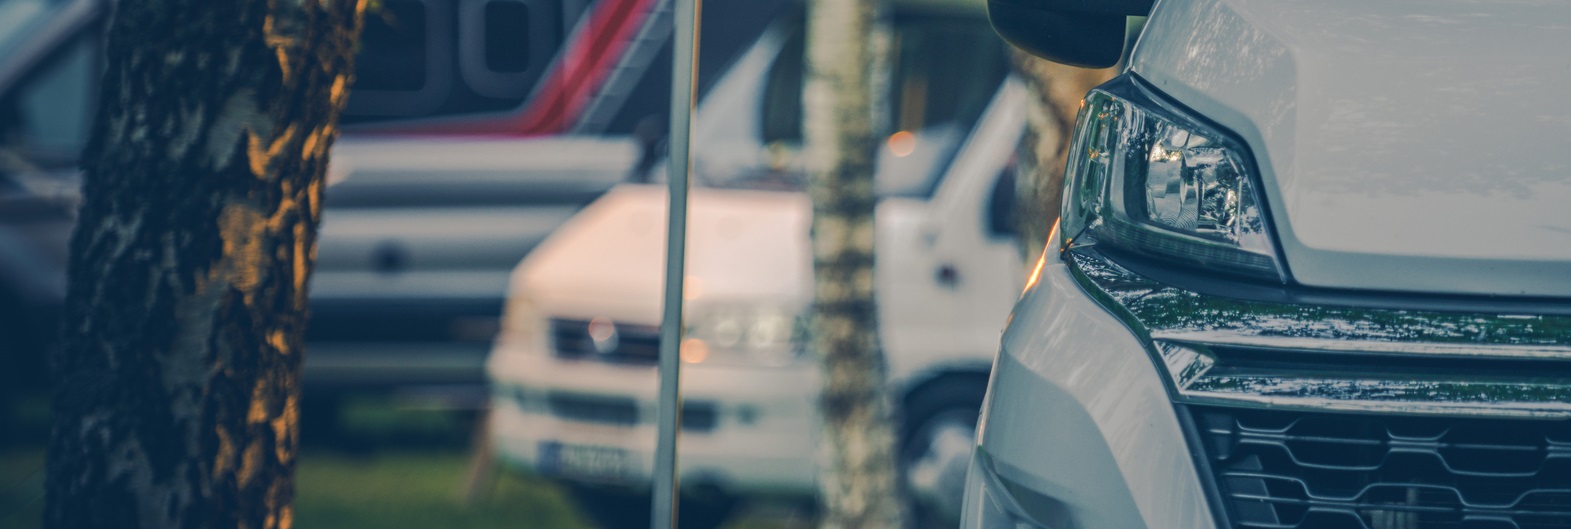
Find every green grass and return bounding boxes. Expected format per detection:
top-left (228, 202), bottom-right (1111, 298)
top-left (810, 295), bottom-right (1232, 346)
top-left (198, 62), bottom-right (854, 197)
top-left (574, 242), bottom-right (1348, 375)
top-left (0, 446), bottom-right (45, 529)
top-left (293, 450), bottom-right (815, 529)
top-left (1, 447), bottom-right (593, 529)
top-left (0, 393), bottom-right (815, 529)
top-left (296, 451), bottom-right (592, 529)
top-left (2, 448), bottom-right (812, 529)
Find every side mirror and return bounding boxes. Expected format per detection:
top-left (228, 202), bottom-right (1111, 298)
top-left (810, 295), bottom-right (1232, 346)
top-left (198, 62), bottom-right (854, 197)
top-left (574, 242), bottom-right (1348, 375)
top-left (987, 0), bottom-right (1153, 68)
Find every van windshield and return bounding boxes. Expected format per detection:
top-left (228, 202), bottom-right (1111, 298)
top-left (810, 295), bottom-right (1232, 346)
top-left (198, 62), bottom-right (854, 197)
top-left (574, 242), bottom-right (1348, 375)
top-left (714, 14), bottom-right (1010, 198)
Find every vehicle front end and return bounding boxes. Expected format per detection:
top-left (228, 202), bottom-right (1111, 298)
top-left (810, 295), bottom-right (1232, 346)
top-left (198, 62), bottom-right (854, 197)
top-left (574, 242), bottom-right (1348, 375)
top-left (487, 317), bottom-right (821, 495)
top-left (965, 1), bottom-right (1571, 528)
top-left (966, 230), bottom-right (1571, 529)
top-left (485, 184), bottom-right (823, 497)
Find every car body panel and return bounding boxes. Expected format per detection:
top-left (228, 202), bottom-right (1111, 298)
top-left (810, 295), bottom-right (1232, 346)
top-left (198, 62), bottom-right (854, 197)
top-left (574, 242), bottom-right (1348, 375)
top-left (964, 246), bottom-right (1215, 529)
top-left (1131, 0), bottom-right (1571, 297)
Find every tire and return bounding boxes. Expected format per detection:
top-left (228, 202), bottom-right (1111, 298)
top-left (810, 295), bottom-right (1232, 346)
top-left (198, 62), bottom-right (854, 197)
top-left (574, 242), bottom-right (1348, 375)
top-left (566, 483), bottom-right (737, 529)
top-left (900, 377), bottom-right (987, 529)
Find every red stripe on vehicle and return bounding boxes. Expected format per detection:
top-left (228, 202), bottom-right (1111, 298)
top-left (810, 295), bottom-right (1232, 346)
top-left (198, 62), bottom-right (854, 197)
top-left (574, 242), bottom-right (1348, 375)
top-left (394, 0), bottom-right (657, 137)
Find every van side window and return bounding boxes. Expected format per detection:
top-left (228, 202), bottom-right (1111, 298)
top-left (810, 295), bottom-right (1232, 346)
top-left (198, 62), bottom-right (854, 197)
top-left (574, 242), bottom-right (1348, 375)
top-left (591, 0), bottom-right (793, 135)
top-left (757, 17), bottom-right (1008, 147)
top-left (459, 0), bottom-right (560, 99)
top-left (748, 15), bottom-right (1009, 197)
top-left (344, 0), bottom-right (456, 118)
top-left (354, 0), bottom-right (436, 93)
top-left (0, 32), bottom-right (98, 173)
top-left (888, 18), bottom-right (1009, 138)
top-left (987, 165), bottom-right (1018, 238)
top-left (484, 2), bottom-right (531, 72)
top-left (760, 28), bottom-right (806, 145)
top-left (342, 0), bottom-right (568, 123)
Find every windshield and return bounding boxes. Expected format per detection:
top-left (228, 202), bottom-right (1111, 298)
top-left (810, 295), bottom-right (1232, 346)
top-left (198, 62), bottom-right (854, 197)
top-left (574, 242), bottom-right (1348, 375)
top-left (707, 13), bottom-right (1010, 198)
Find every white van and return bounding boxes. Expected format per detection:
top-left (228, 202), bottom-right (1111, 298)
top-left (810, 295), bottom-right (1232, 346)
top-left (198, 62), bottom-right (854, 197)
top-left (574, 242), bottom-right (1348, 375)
top-left (965, 1), bottom-right (1571, 529)
top-left (485, 0), bottom-right (1022, 523)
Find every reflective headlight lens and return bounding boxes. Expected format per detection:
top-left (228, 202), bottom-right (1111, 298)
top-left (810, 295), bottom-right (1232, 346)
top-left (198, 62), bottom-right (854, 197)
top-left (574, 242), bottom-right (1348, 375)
top-left (498, 293), bottom-right (548, 353)
top-left (1061, 77), bottom-right (1285, 282)
top-left (686, 306), bottom-right (803, 366)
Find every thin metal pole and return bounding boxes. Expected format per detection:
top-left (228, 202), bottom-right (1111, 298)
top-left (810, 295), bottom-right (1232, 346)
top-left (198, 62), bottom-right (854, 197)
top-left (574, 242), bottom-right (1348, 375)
top-left (653, 0), bottom-right (699, 527)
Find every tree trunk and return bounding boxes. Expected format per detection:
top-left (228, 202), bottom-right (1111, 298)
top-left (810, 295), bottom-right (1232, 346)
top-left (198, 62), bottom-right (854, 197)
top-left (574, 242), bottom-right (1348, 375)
top-left (1009, 52), bottom-right (1115, 267)
top-left (45, 1), bottom-right (364, 528)
top-left (802, 0), bottom-right (904, 528)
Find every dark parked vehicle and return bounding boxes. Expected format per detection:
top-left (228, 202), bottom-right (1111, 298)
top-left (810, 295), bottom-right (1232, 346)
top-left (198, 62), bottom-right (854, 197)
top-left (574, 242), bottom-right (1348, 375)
top-left (0, 0), bottom-right (771, 431)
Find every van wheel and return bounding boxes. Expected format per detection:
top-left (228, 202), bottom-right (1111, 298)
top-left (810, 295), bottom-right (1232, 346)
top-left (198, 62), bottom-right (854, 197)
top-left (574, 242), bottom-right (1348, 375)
top-left (901, 380), bottom-right (986, 528)
top-left (565, 483), bottom-right (737, 529)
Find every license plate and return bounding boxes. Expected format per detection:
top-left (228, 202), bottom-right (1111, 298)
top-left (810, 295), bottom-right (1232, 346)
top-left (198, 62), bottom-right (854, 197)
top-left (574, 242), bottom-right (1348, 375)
top-left (539, 441), bottom-right (631, 482)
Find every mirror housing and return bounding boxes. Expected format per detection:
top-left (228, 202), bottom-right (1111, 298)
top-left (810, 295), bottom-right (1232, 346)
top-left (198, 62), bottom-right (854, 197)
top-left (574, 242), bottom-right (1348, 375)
top-left (987, 0), bottom-right (1153, 68)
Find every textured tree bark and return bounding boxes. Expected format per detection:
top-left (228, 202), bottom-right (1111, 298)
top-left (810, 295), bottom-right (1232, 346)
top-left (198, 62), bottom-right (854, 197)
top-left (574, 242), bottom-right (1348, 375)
top-left (802, 0), bottom-right (905, 528)
top-left (1009, 52), bottom-right (1115, 267)
top-left (45, 1), bottom-right (364, 528)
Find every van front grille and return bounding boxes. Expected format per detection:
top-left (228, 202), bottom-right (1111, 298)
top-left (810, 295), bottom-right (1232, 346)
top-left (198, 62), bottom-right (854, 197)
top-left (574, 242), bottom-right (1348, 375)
top-left (550, 318), bottom-right (661, 364)
top-left (680, 402), bottom-right (718, 433)
top-left (546, 393), bottom-right (639, 425)
top-left (541, 392), bottom-right (718, 432)
top-left (1188, 406), bottom-right (1571, 529)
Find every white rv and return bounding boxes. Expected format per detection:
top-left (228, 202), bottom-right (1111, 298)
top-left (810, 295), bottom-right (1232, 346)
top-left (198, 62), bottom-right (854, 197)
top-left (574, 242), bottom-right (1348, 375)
top-left (486, 0), bottom-right (1024, 525)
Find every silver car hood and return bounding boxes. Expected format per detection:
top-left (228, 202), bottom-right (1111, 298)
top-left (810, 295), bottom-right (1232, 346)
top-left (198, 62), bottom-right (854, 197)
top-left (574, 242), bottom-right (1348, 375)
top-left (1132, 0), bottom-right (1571, 297)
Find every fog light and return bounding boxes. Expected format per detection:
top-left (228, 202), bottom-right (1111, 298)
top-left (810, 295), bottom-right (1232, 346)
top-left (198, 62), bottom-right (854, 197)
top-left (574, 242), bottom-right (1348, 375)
top-left (680, 338), bottom-right (709, 364)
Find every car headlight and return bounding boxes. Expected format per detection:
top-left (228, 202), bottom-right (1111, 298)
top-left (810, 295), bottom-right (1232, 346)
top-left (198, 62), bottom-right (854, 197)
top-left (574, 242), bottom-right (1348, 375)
top-left (1060, 76), bottom-right (1285, 282)
top-left (685, 305), bottom-right (804, 366)
top-left (498, 292), bottom-right (548, 353)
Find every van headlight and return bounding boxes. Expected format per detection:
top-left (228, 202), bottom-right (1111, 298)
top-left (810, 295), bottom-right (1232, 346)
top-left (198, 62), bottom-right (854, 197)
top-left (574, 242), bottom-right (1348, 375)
top-left (685, 305), bottom-right (803, 366)
top-left (1060, 77), bottom-right (1286, 282)
top-left (497, 292), bottom-right (550, 355)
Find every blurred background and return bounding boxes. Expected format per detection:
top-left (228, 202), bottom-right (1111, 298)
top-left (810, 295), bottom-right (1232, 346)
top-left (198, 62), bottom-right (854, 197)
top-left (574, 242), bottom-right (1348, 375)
top-left (0, 0), bottom-right (1045, 526)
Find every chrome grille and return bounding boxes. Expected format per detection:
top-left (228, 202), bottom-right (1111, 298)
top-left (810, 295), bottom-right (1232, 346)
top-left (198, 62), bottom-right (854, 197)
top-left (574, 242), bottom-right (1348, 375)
top-left (1190, 406), bottom-right (1571, 529)
top-left (549, 318), bottom-right (661, 364)
top-left (541, 391), bottom-right (718, 432)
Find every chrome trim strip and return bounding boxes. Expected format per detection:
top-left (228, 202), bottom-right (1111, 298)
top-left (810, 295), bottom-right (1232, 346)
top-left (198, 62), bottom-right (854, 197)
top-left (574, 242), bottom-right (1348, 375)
top-left (1065, 244), bottom-right (1571, 418)
top-left (1155, 341), bottom-right (1571, 419)
top-left (1152, 332), bottom-right (1571, 361)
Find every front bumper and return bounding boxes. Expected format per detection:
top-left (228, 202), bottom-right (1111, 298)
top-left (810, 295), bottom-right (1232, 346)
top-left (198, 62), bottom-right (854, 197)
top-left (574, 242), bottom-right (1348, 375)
top-left (486, 341), bottom-right (820, 496)
top-left (960, 255), bottom-right (1216, 529)
top-left (962, 245), bottom-right (1571, 529)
